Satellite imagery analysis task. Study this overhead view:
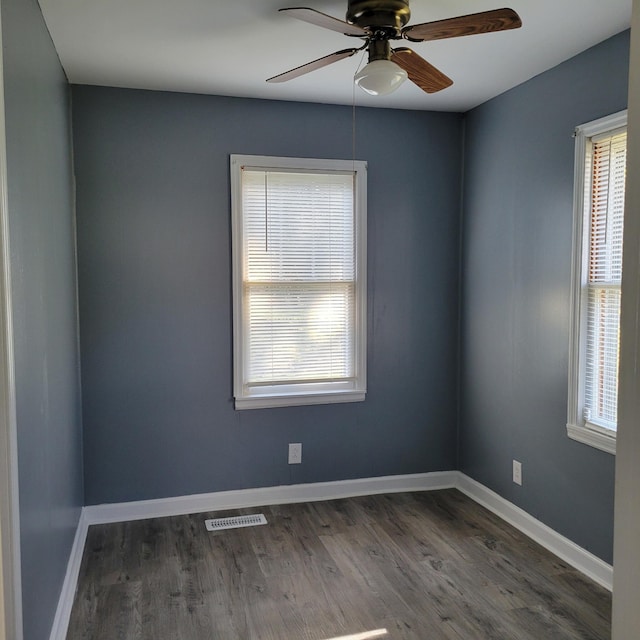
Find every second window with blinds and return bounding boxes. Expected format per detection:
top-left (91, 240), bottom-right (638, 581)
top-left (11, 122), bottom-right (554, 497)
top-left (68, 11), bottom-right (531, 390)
top-left (230, 155), bottom-right (367, 409)
top-left (567, 110), bottom-right (627, 454)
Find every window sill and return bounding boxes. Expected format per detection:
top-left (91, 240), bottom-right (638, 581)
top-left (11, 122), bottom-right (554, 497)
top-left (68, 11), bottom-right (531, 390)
top-left (567, 422), bottom-right (616, 455)
top-left (235, 390), bottom-right (366, 410)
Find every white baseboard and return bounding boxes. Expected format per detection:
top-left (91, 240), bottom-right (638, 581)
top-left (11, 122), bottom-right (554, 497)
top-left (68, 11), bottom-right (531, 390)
top-left (48, 509), bottom-right (89, 640)
top-left (83, 471), bottom-right (458, 525)
top-left (455, 472), bottom-right (613, 591)
top-left (50, 470), bottom-right (613, 640)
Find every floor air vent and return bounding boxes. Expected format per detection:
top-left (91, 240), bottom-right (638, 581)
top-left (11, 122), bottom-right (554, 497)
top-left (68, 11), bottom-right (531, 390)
top-left (205, 514), bottom-right (267, 532)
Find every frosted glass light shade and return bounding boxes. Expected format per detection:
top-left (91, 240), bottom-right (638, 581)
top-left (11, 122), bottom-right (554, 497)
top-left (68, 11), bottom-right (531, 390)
top-left (354, 59), bottom-right (408, 96)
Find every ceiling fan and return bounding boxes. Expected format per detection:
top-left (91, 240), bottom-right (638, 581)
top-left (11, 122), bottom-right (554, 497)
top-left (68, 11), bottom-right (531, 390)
top-left (267, 0), bottom-right (522, 96)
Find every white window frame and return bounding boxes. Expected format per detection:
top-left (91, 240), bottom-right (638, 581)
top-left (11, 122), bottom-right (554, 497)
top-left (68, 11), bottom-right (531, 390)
top-left (567, 110), bottom-right (627, 454)
top-left (230, 154), bottom-right (367, 410)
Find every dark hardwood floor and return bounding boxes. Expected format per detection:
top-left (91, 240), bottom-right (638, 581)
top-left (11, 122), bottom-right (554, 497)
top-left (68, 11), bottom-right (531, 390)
top-left (66, 490), bottom-right (611, 639)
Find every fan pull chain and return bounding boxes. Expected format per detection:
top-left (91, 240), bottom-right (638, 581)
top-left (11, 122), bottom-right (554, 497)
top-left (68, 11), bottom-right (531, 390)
top-left (352, 50), bottom-right (366, 167)
top-left (352, 90), bottom-right (356, 166)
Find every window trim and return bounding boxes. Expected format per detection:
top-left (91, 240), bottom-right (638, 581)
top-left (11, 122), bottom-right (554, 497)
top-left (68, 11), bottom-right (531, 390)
top-left (230, 154), bottom-right (367, 410)
top-left (567, 110), bottom-right (627, 455)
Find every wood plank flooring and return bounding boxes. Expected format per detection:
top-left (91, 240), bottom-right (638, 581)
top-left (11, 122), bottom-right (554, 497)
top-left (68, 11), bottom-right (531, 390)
top-left (66, 490), bottom-right (611, 639)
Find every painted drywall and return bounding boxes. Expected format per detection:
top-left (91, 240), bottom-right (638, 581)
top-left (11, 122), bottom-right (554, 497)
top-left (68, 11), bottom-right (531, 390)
top-left (459, 30), bottom-right (630, 563)
top-left (72, 87), bottom-right (463, 505)
top-left (1, 0), bottom-right (83, 637)
top-left (612, 3), bottom-right (640, 636)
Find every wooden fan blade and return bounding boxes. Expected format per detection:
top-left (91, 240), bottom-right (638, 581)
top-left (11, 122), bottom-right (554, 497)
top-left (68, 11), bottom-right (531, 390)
top-left (267, 48), bottom-right (359, 83)
top-left (402, 8), bottom-right (522, 42)
top-left (391, 48), bottom-right (453, 94)
top-left (279, 7), bottom-right (367, 37)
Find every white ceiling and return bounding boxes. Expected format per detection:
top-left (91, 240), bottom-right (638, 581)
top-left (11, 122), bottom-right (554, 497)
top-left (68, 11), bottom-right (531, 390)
top-left (39, 0), bottom-right (632, 112)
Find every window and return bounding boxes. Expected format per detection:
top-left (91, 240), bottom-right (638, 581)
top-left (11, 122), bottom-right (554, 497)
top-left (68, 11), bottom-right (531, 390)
top-left (230, 155), bottom-right (367, 410)
top-left (567, 111), bottom-right (627, 454)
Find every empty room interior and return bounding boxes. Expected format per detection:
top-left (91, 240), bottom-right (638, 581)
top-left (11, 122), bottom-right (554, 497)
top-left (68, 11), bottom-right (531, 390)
top-left (1, 0), bottom-right (640, 638)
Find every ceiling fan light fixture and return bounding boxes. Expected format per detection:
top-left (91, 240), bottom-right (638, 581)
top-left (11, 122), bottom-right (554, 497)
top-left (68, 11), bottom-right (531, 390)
top-left (354, 59), bottom-right (408, 96)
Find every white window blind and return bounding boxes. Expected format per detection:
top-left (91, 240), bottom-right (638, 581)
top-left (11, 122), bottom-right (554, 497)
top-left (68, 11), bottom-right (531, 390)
top-left (244, 170), bottom-right (355, 384)
top-left (584, 130), bottom-right (626, 431)
top-left (567, 110), bottom-right (627, 454)
top-left (231, 155), bottom-right (367, 410)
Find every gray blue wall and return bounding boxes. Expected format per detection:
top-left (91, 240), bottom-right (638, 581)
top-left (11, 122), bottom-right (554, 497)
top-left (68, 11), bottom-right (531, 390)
top-left (1, 0), bottom-right (83, 637)
top-left (459, 31), bottom-right (630, 563)
top-left (72, 29), bottom-right (629, 567)
top-left (71, 87), bottom-right (463, 506)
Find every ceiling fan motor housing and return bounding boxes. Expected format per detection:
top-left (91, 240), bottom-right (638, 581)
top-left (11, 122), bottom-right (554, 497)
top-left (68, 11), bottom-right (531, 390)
top-left (346, 0), bottom-right (411, 33)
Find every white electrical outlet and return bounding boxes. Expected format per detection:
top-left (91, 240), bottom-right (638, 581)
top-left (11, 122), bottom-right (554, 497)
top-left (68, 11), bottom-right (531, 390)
top-left (513, 460), bottom-right (522, 486)
top-left (288, 443), bottom-right (302, 465)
